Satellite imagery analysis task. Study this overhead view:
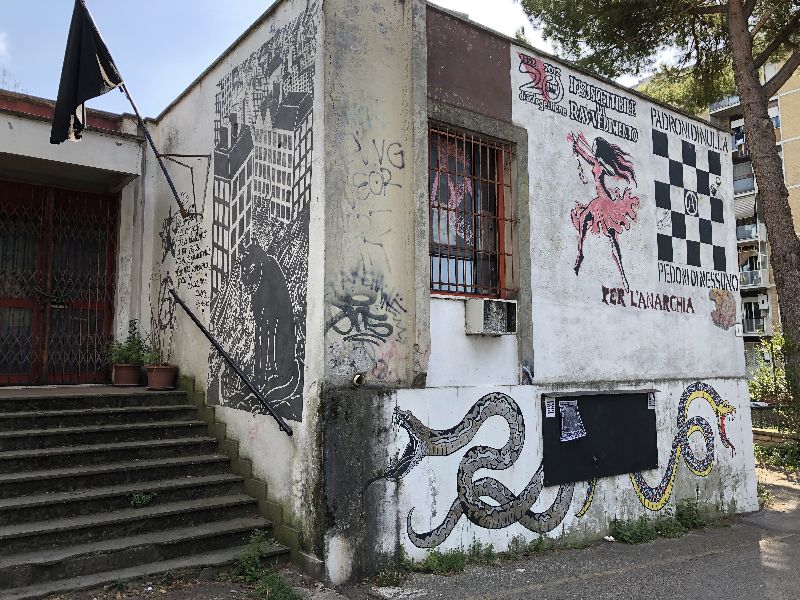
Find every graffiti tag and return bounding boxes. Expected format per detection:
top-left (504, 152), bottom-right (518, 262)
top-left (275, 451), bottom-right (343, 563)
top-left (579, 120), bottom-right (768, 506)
top-left (351, 135), bottom-right (405, 202)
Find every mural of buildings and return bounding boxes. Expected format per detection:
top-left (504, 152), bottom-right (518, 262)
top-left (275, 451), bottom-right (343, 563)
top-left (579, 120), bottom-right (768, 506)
top-left (207, 2), bottom-right (318, 421)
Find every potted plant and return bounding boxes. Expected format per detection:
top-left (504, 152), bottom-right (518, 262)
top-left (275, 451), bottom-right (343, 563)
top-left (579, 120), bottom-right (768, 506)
top-left (143, 332), bottom-right (177, 391)
top-left (108, 320), bottom-right (146, 386)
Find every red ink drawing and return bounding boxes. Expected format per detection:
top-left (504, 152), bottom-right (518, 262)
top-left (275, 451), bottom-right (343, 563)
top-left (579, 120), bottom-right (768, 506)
top-left (568, 131), bottom-right (640, 291)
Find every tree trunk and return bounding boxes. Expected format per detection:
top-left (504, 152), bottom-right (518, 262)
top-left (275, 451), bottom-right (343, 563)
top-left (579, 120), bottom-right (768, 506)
top-left (728, 0), bottom-right (800, 431)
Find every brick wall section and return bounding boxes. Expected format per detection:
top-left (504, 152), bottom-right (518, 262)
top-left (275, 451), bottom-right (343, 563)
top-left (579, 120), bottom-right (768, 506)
top-left (752, 427), bottom-right (799, 446)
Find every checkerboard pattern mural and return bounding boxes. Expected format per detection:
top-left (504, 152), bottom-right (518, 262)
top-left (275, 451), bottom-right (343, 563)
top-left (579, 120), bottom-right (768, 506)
top-left (652, 129), bottom-right (727, 272)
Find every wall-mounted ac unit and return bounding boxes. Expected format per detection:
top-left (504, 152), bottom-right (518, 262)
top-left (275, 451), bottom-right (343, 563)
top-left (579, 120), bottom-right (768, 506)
top-left (757, 294), bottom-right (769, 310)
top-left (465, 298), bottom-right (517, 336)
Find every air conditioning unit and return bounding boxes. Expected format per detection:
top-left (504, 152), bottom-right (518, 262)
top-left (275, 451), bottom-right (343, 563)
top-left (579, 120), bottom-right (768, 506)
top-left (757, 294), bottom-right (769, 310)
top-left (465, 298), bottom-right (517, 336)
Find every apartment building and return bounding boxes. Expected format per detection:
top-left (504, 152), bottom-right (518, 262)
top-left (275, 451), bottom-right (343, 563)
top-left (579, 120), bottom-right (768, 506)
top-left (708, 63), bottom-right (800, 375)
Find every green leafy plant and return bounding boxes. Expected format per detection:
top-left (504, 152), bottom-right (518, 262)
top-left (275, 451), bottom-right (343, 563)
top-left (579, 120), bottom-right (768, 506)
top-left (757, 480), bottom-right (772, 508)
top-left (143, 327), bottom-right (172, 366)
top-left (467, 539), bottom-right (497, 562)
top-left (416, 548), bottom-right (467, 575)
top-left (129, 491), bottom-right (157, 508)
top-left (108, 579), bottom-right (127, 592)
top-left (749, 330), bottom-right (791, 405)
top-left (611, 516), bottom-right (659, 544)
top-left (231, 530), bottom-right (276, 583)
top-left (108, 319), bottom-right (148, 365)
top-left (252, 572), bottom-right (303, 600)
top-left (373, 561), bottom-right (409, 587)
top-left (675, 499), bottom-right (706, 530)
top-left (755, 441), bottom-right (800, 471)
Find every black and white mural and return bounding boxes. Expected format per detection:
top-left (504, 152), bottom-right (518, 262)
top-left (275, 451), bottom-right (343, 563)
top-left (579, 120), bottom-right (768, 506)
top-left (208, 1), bottom-right (318, 422)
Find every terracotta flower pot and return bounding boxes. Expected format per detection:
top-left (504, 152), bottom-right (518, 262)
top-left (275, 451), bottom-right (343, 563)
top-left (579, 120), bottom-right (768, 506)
top-left (113, 364), bottom-right (142, 386)
top-left (145, 365), bottom-right (178, 390)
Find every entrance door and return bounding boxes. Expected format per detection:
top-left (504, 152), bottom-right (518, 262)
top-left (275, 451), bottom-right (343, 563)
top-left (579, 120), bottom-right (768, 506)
top-left (0, 181), bottom-right (117, 385)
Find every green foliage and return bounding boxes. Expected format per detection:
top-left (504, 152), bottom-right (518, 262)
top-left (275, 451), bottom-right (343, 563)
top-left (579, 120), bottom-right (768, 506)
top-left (757, 480), bottom-right (772, 508)
top-left (639, 66), bottom-right (736, 116)
top-left (252, 573), bottom-right (303, 600)
top-left (514, 26), bottom-right (531, 46)
top-left (611, 516), bottom-right (659, 544)
top-left (416, 549), bottom-right (467, 574)
top-left (467, 539), bottom-right (497, 562)
top-left (231, 530), bottom-right (276, 583)
top-left (518, 0), bottom-right (800, 112)
top-left (612, 501), bottom-right (709, 544)
top-left (373, 561), bottom-right (410, 587)
top-left (129, 491), bottom-right (157, 508)
top-left (108, 319), bottom-right (148, 365)
top-left (749, 330), bottom-right (791, 405)
top-left (675, 499), bottom-right (706, 530)
top-left (654, 516), bottom-right (687, 539)
top-left (229, 532), bottom-right (300, 599)
top-left (755, 441), bottom-right (800, 471)
top-left (749, 330), bottom-right (800, 433)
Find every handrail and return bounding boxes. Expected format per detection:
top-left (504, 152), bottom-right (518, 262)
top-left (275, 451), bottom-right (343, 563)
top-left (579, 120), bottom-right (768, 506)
top-left (169, 289), bottom-right (293, 436)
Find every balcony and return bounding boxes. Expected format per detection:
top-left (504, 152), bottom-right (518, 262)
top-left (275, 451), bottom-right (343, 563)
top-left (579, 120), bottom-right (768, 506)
top-left (740, 269), bottom-right (768, 288)
top-left (710, 95), bottom-right (741, 114)
top-left (742, 317), bottom-right (767, 335)
top-left (734, 175), bottom-right (755, 195)
top-left (736, 223), bottom-right (759, 241)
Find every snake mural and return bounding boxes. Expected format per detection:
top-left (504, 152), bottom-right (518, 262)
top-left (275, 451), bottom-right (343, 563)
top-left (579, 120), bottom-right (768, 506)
top-left (375, 392), bottom-right (575, 548)
top-left (578, 381), bottom-right (737, 515)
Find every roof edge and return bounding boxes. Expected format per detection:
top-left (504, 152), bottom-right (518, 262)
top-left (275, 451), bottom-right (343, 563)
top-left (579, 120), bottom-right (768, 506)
top-left (426, 2), bottom-right (730, 134)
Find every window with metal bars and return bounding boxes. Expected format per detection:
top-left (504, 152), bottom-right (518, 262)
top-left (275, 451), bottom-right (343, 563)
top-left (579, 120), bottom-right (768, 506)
top-left (429, 124), bottom-right (516, 298)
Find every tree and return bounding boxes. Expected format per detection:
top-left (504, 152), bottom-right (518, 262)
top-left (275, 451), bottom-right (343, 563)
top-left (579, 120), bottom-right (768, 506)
top-left (520, 0), bottom-right (800, 430)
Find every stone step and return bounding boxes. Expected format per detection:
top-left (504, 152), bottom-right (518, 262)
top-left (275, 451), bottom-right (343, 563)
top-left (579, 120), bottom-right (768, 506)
top-left (0, 473), bottom-right (244, 525)
top-left (0, 436), bottom-right (220, 473)
top-left (2, 543), bottom-right (290, 600)
top-left (0, 405), bottom-right (198, 431)
top-left (0, 420), bottom-right (209, 451)
top-left (0, 454), bottom-right (230, 498)
top-left (0, 495), bottom-right (259, 556)
top-left (0, 390), bottom-right (189, 412)
top-left (0, 518), bottom-right (278, 590)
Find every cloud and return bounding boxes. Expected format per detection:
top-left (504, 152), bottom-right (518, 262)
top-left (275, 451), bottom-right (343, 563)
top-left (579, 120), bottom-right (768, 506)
top-left (0, 32), bottom-right (9, 64)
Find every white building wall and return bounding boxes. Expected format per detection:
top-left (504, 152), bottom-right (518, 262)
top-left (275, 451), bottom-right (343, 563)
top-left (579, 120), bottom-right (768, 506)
top-left (343, 41), bottom-right (756, 575)
top-left (144, 0), bottom-right (325, 549)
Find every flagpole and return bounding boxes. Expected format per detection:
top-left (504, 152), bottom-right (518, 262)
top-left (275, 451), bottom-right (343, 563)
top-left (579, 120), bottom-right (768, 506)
top-left (77, 0), bottom-right (190, 218)
top-left (120, 83), bottom-right (190, 218)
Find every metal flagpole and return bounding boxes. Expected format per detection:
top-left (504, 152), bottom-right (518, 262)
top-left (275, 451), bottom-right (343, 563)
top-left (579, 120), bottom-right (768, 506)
top-left (120, 84), bottom-right (190, 218)
top-left (78, 0), bottom-right (191, 218)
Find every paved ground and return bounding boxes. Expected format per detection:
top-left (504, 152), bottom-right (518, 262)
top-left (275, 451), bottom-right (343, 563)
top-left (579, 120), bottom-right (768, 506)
top-left (53, 466), bottom-right (799, 600)
top-left (345, 465), bottom-right (800, 600)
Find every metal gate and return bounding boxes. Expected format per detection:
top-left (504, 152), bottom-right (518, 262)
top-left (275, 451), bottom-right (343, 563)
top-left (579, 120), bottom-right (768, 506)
top-left (0, 181), bottom-right (117, 385)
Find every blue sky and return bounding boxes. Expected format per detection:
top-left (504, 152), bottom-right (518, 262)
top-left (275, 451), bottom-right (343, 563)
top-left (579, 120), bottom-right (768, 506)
top-left (0, 0), bottom-right (277, 116)
top-left (0, 0), bottom-right (636, 118)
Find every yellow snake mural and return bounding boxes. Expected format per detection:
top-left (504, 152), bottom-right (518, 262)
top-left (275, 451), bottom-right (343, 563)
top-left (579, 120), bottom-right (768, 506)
top-left (577, 381), bottom-right (736, 515)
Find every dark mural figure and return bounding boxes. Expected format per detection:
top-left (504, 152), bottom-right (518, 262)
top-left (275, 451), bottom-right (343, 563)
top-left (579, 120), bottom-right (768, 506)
top-left (240, 244), bottom-right (300, 405)
top-left (208, 1), bottom-right (317, 422)
top-left (568, 131), bottom-right (639, 291)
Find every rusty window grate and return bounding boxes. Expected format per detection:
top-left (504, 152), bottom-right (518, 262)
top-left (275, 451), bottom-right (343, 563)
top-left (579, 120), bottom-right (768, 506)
top-left (429, 124), bottom-right (516, 298)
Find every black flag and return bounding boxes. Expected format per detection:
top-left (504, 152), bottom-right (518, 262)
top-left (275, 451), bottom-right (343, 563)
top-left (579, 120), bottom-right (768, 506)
top-left (50, 0), bottom-right (122, 144)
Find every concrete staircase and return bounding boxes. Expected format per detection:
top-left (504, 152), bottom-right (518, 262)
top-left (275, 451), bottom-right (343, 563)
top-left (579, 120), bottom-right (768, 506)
top-left (0, 388), bottom-right (289, 599)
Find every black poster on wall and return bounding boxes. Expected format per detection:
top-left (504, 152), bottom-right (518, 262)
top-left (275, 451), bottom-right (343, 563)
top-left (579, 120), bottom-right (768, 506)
top-left (541, 392), bottom-right (658, 486)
